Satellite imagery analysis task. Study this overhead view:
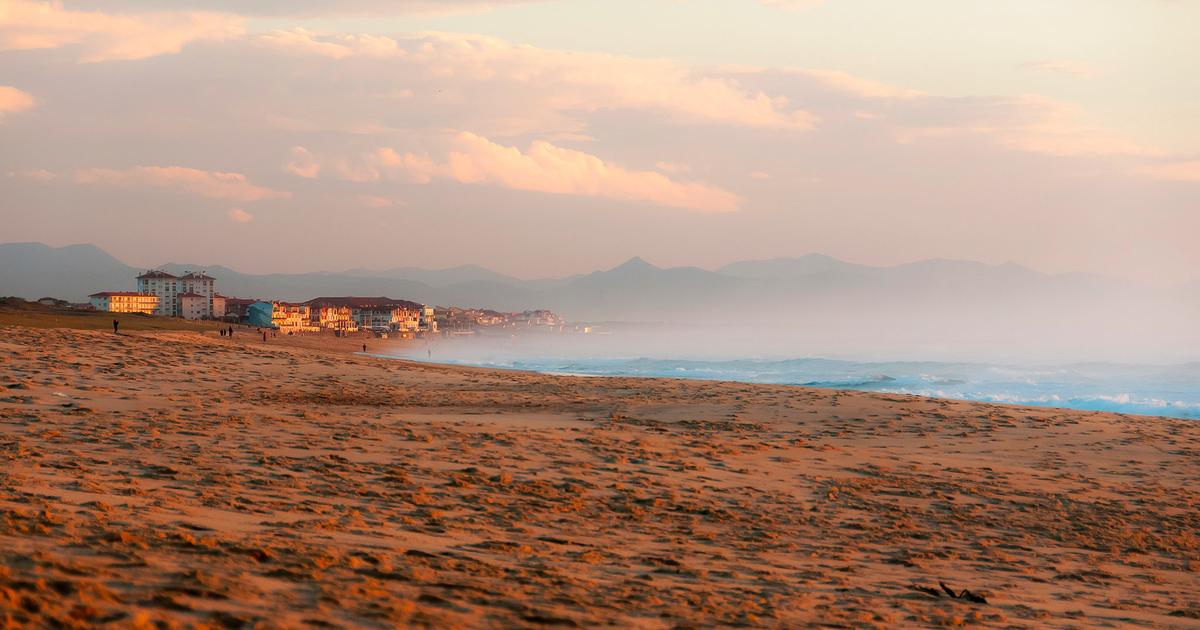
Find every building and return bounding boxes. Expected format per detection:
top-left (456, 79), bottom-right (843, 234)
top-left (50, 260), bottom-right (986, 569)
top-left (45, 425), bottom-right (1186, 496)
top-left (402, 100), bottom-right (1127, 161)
top-left (135, 270), bottom-right (222, 319)
top-left (136, 270), bottom-right (180, 316)
top-left (272, 302), bottom-right (317, 332)
top-left (302, 297), bottom-right (437, 334)
top-left (222, 297), bottom-right (257, 321)
top-left (89, 292), bottom-right (159, 314)
top-left (179, 293), bottom-right (209, 320)
top-left (313, 304), bottom-right (356, 332)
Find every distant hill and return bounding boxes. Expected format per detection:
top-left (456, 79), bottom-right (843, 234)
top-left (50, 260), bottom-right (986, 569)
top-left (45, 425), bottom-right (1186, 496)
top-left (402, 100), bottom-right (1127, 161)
top-left (0, 243), bottom-right (137, 302)
top-left (717, 254), bottom-right (867, 278)
top-left (337, 264), bottom-right (524, 287)
top-left (2, 242), bottom-right (1195, 361)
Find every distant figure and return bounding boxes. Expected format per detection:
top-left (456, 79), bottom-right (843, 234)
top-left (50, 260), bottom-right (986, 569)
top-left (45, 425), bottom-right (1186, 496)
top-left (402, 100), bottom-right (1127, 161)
top-left (228, 326), bottom-right (234, 337)
top-left (262, 331), bottom-right (268, 342)
top-left (219, 329), bottom-right (225, 337)
top-left (112, 319), bottom-right (119, 334)
top-left (427, 348), bottom-right (431, 359)
top-left (362, 344), bottom-right (367, 353)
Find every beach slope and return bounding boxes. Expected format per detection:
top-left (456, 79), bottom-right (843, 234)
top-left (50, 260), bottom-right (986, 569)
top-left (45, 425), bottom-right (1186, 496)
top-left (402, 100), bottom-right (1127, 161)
top-left (1, 327), bottom-right (1197, 627)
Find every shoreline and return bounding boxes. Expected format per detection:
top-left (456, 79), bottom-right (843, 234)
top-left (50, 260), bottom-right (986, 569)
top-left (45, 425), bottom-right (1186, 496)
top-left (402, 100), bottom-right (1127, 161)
top-left (2, 325), bottom-right (1198, 627)
top-left (374, 352), bottom-right (1200, 422)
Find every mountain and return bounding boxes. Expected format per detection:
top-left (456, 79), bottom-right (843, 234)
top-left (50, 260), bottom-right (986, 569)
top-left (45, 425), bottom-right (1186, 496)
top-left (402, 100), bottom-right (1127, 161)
top-left (337, 264), bottom-right (524, 287)
top-left (543, 257), bottom-right (739, 321)
top-left (4, 242), bottom-right (1195, 362)
top-left (716, 254), bottom-right (866, 278)
top-left (0, 243), bottom-right (136, 301)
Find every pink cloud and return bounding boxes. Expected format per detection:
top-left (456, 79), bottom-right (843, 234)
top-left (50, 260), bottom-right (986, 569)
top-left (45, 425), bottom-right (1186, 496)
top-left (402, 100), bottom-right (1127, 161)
top-left (1021, 60), bottom-right (1100, 78)
top-left (894, 95), bottom-right (1158, 158)
top-left (0, 85), bottom-right (35, 119)
top-left (258, 30), bottom-right (814, 131)
top-left (285, 146), bottom-right (321, 178)
top-left (0, 0), bottom-right (243, 62)
top-left (786, 68), bottom-right (925, 99)
top-left (227, 207), bottom-right (254, 223)
top-left (324, 132), bottom-right (739, 212)
top-left (73, 166), bottom-right (290, 201)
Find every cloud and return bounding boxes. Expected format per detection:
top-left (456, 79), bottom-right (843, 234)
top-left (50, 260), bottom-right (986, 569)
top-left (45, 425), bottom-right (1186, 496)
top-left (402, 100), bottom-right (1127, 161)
top-left (334, 132), bottom-right (739, 212)
top-left (6, 168), bottom-right (55, 181)
top-left (1131, 160), bottom-right (1200, 182)
top-left (285, 146), bottom-right (321, 178)
top-left (0, 85), bottom-right (35, 119)
top-left (227, 207), bottom-right (253, 222)
top-left (785, 68), bottom-right (924, 100)
top-left (258, 30), bottom-right (815, 131)
top-left (1021, 60), bottom-right (1100, 78)
top-left (758, 0), bottom-right (825, 8)
top-left (0, 0), bottom-right (243, 62)
top-left (64, 1), bottom-right (535, 18)
top-left (73, 166), bottom-right (290, 201)
top-left (894, 95), bottom-right (1157, 158)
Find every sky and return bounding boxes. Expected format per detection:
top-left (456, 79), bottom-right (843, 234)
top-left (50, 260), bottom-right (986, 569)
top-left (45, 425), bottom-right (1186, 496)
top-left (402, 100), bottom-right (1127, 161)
top-left (1, 0), bottom-right (1197, 284)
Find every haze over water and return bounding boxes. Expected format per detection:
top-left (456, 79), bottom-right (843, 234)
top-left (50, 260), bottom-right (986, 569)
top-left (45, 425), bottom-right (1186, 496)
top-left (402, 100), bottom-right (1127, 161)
top-left (389, 334), bottom-right (1200, 420)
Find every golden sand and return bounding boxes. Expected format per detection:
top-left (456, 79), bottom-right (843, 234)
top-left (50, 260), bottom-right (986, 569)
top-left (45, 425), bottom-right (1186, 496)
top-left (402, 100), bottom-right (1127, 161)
top-left (1, 327), bottom-right (1197, 628)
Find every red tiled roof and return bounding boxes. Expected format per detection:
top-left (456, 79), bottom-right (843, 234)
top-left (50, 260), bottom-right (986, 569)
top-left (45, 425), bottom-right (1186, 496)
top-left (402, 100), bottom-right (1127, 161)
top-left (137, 270), bottom-right (178, 279)
top-left (179, 292), bottom-right (205, 298)
top-left (90, 292), bottom-right (155, 297)
top-left (303, 296), bottom-right (424, 310)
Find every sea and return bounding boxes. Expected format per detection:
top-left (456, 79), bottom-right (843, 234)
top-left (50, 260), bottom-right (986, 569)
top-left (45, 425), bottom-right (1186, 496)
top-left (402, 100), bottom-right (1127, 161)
top-left (387, 344), bottom-right (1200, 419)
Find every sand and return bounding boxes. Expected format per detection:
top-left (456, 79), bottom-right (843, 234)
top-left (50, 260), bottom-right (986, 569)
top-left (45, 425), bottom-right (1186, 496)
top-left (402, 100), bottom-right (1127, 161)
top-left (0, 326), bottom-right (1197, 628)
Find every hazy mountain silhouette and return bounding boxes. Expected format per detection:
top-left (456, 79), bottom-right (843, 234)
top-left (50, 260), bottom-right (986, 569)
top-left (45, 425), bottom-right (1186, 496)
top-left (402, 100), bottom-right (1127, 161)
top-left (338, 264), bottom-right (524, 287)
top-left (717, 254), bottom-right (867, 278)
top-left (3, 242), bottom-right (1195, 361)
top-left (0, 243), bottom-right (137, 300)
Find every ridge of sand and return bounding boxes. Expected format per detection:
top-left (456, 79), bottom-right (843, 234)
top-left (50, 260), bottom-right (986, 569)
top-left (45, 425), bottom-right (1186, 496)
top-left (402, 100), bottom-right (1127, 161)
top-left (1, 326), bottom-right (1197, 628)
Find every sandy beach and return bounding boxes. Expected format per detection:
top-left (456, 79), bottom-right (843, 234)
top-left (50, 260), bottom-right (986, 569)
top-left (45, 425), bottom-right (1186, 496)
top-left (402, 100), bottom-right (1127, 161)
top-left (1, 326), bottom-right (1198, 628)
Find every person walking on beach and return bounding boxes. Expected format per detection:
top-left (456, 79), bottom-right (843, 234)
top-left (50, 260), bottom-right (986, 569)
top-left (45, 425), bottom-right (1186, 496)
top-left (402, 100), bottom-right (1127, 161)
top-left (112, 319), bottom-right (119, 334)
top-left (262, 331), bottom-right (268, 342)
top-left (362, 343), bottom-right (367, 353)
top-left (228, 326), bottom-right (233, 337)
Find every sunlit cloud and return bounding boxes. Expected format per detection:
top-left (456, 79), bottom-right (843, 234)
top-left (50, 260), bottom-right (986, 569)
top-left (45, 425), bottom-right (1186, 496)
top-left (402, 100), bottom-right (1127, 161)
top-left (227, 207), bottom-right (253, 222)
top-left (73, 166), bottom-right (290, 201)
top-left (0, 85), bottom-right (35, 119)
top-left (0, 0), bottom-right (243, 62)
top-left (6, 168), bottom-right (55, 181)
top-left (785, 68), bottom-right (925, 99)
top-left (894, 95), bottom-right (1157, 158)
top-left (258, 30), bottom-right (815, 131)
top-left (285, 146), bottom-right (321, 179)
top-left (309, 132), bottom-right (739, 212)
top-left (1021, 59), bottom-right (1100, 78)
top-left (65, 1), bottom-right (537, 18)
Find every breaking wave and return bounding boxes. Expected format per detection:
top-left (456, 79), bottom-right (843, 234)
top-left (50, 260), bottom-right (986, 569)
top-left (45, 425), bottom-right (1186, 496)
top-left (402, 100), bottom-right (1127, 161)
top-left (396, 353), bottom-right (1200, 420)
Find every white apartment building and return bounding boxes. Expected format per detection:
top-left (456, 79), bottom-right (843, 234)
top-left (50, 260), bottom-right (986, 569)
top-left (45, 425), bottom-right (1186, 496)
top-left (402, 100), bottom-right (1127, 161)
top-left (135, 270), bottom-right (224, 319)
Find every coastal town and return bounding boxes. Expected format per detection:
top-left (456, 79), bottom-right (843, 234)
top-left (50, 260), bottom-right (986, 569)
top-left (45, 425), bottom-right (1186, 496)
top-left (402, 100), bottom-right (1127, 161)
top-left (86, 270), bottom-right (565, 338)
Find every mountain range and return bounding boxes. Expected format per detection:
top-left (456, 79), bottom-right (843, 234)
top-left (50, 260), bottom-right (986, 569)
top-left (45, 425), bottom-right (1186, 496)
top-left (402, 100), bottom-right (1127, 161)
top-left (2, 242), bottom-right (1196, 361)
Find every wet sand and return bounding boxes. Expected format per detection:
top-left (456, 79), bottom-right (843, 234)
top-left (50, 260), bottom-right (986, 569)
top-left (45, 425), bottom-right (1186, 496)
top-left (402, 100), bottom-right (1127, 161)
top-left (1, 326), bottom-right (1197, 628)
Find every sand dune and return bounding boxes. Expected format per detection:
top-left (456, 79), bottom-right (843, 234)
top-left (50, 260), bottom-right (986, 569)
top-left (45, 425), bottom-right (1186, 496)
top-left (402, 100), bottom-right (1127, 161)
top-left (1, 327), bottom-right (1197, 628)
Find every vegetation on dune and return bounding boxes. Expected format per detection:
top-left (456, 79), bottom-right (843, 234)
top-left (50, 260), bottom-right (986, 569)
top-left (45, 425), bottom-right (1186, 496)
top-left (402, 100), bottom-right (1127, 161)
top-left (0, 297), bottom-right (226, 331)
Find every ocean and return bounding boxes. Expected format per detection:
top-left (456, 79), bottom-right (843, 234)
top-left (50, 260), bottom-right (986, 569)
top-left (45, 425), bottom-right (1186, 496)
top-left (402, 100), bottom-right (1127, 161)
top-left (387, 346), bottom-right (1200, 419)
